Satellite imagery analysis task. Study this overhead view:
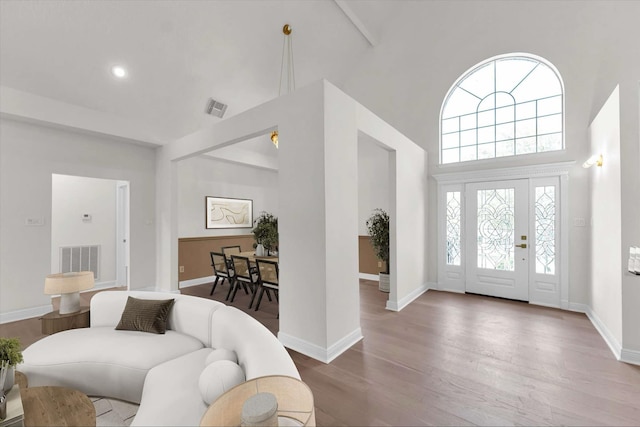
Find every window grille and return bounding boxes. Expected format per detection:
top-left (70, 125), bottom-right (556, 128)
top-left (441, 54), bottom-right (564, 164)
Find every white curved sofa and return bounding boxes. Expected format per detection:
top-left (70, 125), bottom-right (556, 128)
top-left (20, 291), bottom-right (299, 426)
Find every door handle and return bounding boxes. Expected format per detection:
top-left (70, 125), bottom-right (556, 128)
top-left (515, 243), bottom-right (527, 248)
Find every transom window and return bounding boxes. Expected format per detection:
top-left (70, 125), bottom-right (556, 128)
top-left (440, 54), bottom-right (564, 164)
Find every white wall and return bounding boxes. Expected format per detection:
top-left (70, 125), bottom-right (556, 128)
top-left (177, 155), bottom-right (278, 238)
top-left (0, 118), bottom-right (156, 320)
top-left (51, 174), bottom-right (118, 283)
top-left (588, 86), bottom-right (622, 346)
top-left (568, 3), bottom-right (640, 358)
top-left (356, 104), bottom-right (429, 312)
top-left (619, 80), bottom-right (640, 357)
top-left (358, 135), bottom-right (389, 236)
top-left (156, 80), bottom-right (428, 363)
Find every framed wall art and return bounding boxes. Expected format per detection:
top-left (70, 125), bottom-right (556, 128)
top-left (205, 196), bottom-right (253, 229)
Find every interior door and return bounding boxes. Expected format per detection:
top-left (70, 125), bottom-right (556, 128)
top-left (116, 182), bottom-right (130, 288)
top-left (465, 179), bottom-right (529, 301)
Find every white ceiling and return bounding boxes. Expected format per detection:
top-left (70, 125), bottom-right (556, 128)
top-left (0, 0), bottom-right (404, 153)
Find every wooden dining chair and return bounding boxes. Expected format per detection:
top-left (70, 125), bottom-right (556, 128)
top-left (221, 245), bottom-right (241, 256)
top-left (209, 252), bottom-right (235, 297)
top-left (253, 259), bottom-right (279, 312)
top-left (229, 255), bottom-right (260, 304)
top-left (221, 246), bottom-right (241, 269)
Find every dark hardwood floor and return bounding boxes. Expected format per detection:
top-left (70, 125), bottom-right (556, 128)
top-left (2, 280), bottom-right (639, 426)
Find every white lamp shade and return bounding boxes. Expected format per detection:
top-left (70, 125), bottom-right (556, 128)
top-left (44, 271), bottom-right (95, 295)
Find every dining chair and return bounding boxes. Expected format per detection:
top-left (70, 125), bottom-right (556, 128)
top-left (253, 259), bottom-right (279, 312)
top-left (221, 246), bottom-right (242, 269)
top-left (229, 255), bottom-right (260, 304)
top-left (209, 252), bottom-right (235, 297)
top-left (221, 245), bottom-right (241, 256)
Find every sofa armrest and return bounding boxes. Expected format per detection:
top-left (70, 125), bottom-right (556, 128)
top-left (210, 306), bottom-right (300, 380)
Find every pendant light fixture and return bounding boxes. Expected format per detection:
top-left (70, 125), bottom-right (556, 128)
top-left (271, 24), bottom-right (295, 149)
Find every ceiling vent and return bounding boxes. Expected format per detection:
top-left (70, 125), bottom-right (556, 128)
top-left (205, 98), bottom-right (228, 118)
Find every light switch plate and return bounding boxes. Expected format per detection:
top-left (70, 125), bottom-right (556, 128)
top-left (25, 217), bottom-right (44, 226)
top-left (573, 218), bottom-right (586, 227)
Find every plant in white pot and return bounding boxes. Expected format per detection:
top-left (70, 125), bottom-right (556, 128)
top-left (366, 209), bottom-right (390, 292)
top-left (0, 337), bottom-right (23, 393)
top-left (252, 212), bottom-right (278, 256)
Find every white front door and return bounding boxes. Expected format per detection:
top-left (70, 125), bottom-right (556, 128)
top-left (465, 179), bottom-right (529, 301)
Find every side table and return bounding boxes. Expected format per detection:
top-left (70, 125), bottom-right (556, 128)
top-left (41, 307), bottom-right (90, 335)
top-left (21, 386), bottom-right (96, 427)
top-left (200, 375), bottom-right (315, 426)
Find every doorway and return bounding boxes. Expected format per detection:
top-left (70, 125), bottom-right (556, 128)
top-left (436, 163), bottom-right (569, 308)
top-left (51, 174), bottom-right (130, 289)
top-left (116, 181), bottom-right (130, 288)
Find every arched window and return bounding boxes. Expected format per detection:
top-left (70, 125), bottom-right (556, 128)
top-left (440, 54), bottom-right (564, 164)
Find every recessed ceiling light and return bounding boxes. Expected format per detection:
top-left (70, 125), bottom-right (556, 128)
top-left (111, 66), bottom-right (127, 79)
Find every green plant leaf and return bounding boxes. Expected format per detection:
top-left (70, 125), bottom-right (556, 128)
top-left (252, 211), bottom-right (279, 251)
top-left (0, 337), bottom-right (24, 366)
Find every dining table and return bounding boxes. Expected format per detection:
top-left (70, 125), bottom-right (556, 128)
top-left (237, 251), bottom-right (279, 263)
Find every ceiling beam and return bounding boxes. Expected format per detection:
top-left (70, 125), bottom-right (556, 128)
top-left (334, 0), bottom-right (378, 47)
top-left (0, 86), bottom-right (165, 146)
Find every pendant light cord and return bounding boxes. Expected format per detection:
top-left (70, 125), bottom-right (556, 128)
top-left (278, 26), bottom-right (295, 96)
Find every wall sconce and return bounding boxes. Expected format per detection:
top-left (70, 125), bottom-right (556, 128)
top-left (582, 154), bottom-right (603, 168)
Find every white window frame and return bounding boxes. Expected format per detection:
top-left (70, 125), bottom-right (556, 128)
top-left (440, 53), bottom-right (565, 165)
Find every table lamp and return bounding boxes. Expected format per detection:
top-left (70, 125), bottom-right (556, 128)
top-left (44, 272), bottom-right (95, 314)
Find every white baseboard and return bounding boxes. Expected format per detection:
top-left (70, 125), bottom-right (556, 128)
top-left (0, 304), bottom-right (52, 324)
top-left (568, 302), bottom-right (589, 313)
top-left (358, 273), bottom-right (379, 281)
top-left (620, 348), bottom-right (640, 366)
top-left (92, 281), bottom-right (118, 291)
top-left (327, 328), bottom-right (364, 363)
top-left (278, 327), bottom-right (363, 364)
top-left (566, 302), bottom-right (640, 366)
top-left (584, 306), bottom-right (622, 361)
top-left (386, 282), bottom-right (431, 312)
top-left (179, 275), bottom-right (216, 289)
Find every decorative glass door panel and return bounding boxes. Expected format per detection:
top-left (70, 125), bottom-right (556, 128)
top-left (446, 191), bottom-right (462, 266)
top-left (466, 180), bottom-right (529, 301)
top-left (528, 177), bottom-right (561, 306)
top-left (477, 188), bottom-right (515, 271)
top-left (535, 186), bottom-right (555, 275)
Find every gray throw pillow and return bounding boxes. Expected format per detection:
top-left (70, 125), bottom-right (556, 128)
top-left (115, 296), bottom-right (175, 334)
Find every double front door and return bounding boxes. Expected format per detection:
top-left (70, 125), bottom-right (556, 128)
top-left (441, 176), bottom-right (561, 305)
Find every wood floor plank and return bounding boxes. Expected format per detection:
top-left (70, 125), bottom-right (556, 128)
top-left (2, 281), bottom-right (639, 426)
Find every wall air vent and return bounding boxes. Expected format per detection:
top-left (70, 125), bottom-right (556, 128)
top-left (205, 98), bottom-right (228, 118)
top-left (60, 245), bottom-right (100, 281)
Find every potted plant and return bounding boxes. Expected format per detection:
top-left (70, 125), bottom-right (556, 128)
top-left (0, 337), bottom-right (23, 392)
top-left (366, 208), bottom-right (390, 292)
top-left (252, 212), bottom-right (278, 256)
